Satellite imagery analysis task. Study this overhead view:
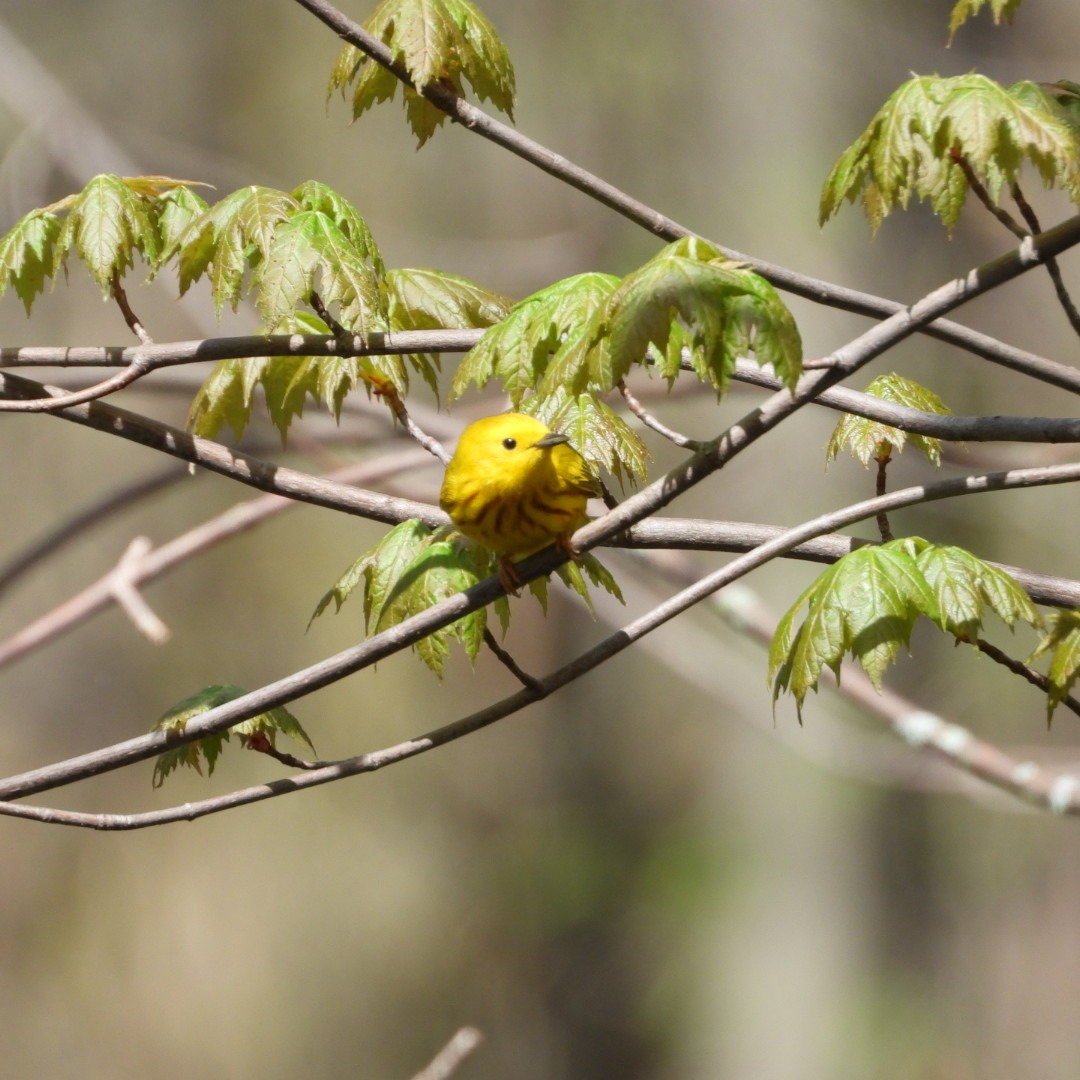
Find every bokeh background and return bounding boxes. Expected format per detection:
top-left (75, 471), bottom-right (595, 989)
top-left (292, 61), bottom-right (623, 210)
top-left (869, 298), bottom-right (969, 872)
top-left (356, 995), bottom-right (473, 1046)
top-left (1, 2), bottom-right (1079, 1078)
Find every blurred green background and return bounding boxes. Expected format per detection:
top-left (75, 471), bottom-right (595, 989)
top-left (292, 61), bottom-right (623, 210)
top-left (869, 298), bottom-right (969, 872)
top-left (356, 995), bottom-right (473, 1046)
top-left (1, 2), bottom-right (1079, 1078)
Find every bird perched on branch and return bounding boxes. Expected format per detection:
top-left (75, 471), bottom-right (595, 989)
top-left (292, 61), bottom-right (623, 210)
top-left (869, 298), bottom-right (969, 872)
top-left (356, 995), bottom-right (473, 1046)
top-left (439, 412), bottom-right (600, 594)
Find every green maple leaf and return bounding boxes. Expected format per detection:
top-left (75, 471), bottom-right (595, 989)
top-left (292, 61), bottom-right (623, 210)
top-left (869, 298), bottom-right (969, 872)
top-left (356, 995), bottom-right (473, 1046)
top-left (453, 272), bottom-right (620, 407)
top-left (188, 312), bottom-right (413, 442)
top-left (914, 542), bottom-right (1041, 639)
top-left (291, 180), bottom-right (384, 274)
top-left (553, 553), bottom-right (625, 616)
top-left (388, 266), bottom-right (510, 331)
top-left (948, 0), bottom-right (1023, 43)
top-left (0, 175), bottom-right (207, 311)
top-left (151, 684), bottom-right (314, 788)
top-left (327, 0), bottom-right (516, 147)
top-left (0, 210), bottom-right (62, 314)
top-left (770, 539), bottom-right (937, 715)
top-left (826, 373), bottom-right (953, 467)
top-left (771, 537), bottom-right (1043, 716)
top-left (311, 520), bottom-right (489, 677)
top-left (168, 182), bottom-right (388, 335)
top-left (170, 185), bottom-right (299, 314)
top-left (385, 267), bottom-right (511, 393)
top-left (1028, 610), bottom-right (1080, 725)
top-left (54, 175), bottom-right (163, 292)
top-left (821, 74), bottom-right (1080, 232)
top-left (153, 185), bottom-right (210, 255)
top-left (583, 238), bottom-right (802, 397)
top-left (256, 209), bottom-right (386, 330)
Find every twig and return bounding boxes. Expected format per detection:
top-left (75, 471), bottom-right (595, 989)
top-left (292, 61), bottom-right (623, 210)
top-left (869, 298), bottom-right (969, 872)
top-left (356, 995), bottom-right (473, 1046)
top-left (410, 1028), bottom-right (483, 1080)
top-left (108, 538), bottom-right (170, 643)
top-left (0, 369), bottom-right (444, 528)
top-left (378, 384), bottom-right (451, 466)
top-left (973, 636), bottom-right (1080, 722)
top-left (949, 149), bottom-right (1028, 238)
top-left (482, 627), bottom-right (540, 690)
top-left (309, 290), bottom-right (350, 339)
top-left (0, 463), bottom-right (184, 596)
top-left (874, 452), bottom-right (893, 542)
top-left (1010, 182), bottom-right (1080, 337)
top-left (247, 737), bottom-right (324, 771)
top-left (0, 451), bottom-right (434, 671)
top-left (1, 458), bottom-right (1078, 809)
top-left (618, 379), bottom-right (705, 449)
top-left (0, 359), bottom-right (154, 412)
top-left (953, 149), bottom-right (1080, 337)
top-left (729, 359), bottom-right (1080, 442)
top-left (111, 271), bottom-right (154, 345)
top-left (0, 331), bottom-right (485, 368)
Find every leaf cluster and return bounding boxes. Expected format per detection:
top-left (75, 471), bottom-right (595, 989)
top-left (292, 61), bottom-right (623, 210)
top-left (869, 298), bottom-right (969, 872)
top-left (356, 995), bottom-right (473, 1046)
top-left (187, 266), bottom-right (509, 442)
top-left (0, 174), bottom-right (207, 313)
top-left (312, 519), bottom-right (623, 676)
top-left (450, 239), bottom-right (802, 483)
top-left (826, 373), bottom-right (953, 468)
top-left (151, 684), bottom-right (314, 788)
top-left (769, 538), bottom-right (1041, 716)
top-left (327, 0), bottom-right (516, 145)
top-left (820, 73), bottom-right (1080, 232)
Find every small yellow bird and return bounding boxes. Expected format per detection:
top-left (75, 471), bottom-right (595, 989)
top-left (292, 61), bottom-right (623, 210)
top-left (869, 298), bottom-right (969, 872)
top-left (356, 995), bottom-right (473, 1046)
top-left (440, 413), bottom-right (601, 594)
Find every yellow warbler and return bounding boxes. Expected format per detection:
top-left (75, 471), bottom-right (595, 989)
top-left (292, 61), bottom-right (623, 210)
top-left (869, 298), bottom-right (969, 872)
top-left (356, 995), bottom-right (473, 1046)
top-left (440, 413), bottom-right (601, 593)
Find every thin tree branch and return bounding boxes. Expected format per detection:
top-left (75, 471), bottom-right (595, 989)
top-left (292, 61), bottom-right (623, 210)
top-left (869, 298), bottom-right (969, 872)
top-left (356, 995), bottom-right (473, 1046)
top-left (1010, 181), bottom-right (1080, 337)
top-left (950, 149), bottom-right (1028, 238)
top-left (111, 271), bottom-right (154, 345)
top-left (952, 149), bottom-right (1080, 337)
top-left (0, 450), bottom-right (435, 671)
top-left (5, 325), bottom-right (1080, 398)
top-left (0, 369), bottom-right (443, 526)
top-left (108, 537), bottom-right (171, 643)
top-left (481, 628), bottom-right (540, 691)
top-left (874, 451), bottom-right (893, 542)
top-left (378, 384), bottom-right (451, 466)
top-left (1, 458), bottom-right (1077, 810)
top-left (729, 358), bottom-right (1080, 442)
top-left (972, 636), bottom-right (1080, 722)
top-left (0, 359), bottom-right (155, 412)
top-left (0, 331), bottom-right (484, 368)
top-left (293, 0), bottom-right (1080, 396)
top-left (409, 1028), bottom-right (483, 1080)
top-left (618, 379), bottom-right (705, 449)
top-left (0, 462), bottom-right (184, 595)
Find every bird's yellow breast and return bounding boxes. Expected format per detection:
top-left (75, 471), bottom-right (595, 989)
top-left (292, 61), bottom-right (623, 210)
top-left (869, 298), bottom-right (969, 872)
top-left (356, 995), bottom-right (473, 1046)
top-left (440, 414), bottom-right (597, 556)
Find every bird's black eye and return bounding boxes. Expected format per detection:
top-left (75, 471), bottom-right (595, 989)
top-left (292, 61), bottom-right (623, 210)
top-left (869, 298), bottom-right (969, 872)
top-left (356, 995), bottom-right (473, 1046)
top-left (502, 437), bottom-right (517, 450)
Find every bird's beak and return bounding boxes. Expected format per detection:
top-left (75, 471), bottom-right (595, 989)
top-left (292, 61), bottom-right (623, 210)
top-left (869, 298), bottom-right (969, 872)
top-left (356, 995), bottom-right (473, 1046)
top-left (532, 431), bottom-right (570, 449)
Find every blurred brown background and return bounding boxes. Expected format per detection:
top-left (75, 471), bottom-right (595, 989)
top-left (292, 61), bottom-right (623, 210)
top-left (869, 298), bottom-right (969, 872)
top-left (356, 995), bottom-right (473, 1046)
top-left (1, 2), bottom-right (1079, 1078)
